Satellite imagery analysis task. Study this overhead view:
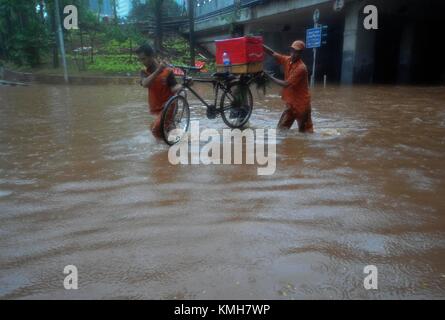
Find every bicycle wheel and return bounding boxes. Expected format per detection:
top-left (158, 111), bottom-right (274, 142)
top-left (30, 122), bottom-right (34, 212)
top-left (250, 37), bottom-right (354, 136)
top-left (160, 95), bottom-right (190, 145)
top-left (220, 82), bottom-right (253, 129)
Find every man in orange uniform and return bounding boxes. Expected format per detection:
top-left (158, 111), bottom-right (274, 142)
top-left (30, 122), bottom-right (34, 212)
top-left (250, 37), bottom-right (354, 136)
top-left (263, 40), bottom-right (314, 133)
top-left (136, 44), bottom-right (182, 139)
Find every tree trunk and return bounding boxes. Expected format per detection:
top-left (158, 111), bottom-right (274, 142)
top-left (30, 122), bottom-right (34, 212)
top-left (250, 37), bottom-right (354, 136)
top-left (51, 5), bottom-right (60, 68)
top-left (2, 8), bottom-right (13, 60)
top-left (80, 30), bottom-right (86, 70)
top-left (90, 0), bottom-right (103, 63)
top-left (129, 38), bottom-right (133, 63)
top-left (39, 1), bottom-right (45, 24)
top-left (90, 34), bottom-right (95, 63)
top-left (188, 0), bottom-right (195, 66)
top-left (154, 0), bottom-right (163, 53)
top-left (112, 0), bottom-right (118, 22)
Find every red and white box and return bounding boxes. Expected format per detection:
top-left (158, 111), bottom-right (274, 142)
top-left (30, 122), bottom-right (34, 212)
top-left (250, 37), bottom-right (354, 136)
top-left (215, 36), bottom-right (264, 73)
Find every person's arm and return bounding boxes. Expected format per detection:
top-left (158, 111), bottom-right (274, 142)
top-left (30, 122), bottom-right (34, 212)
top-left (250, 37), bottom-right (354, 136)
top-left (263, 44), bottom-right (275, 56)
top-left (166, 70), bottom-right (183, 94)
top-left (171, 84), bottom-right (183, 94)
top-left (141, 64), bottom-right (165, 88)
top-left (264, 45), bottom-right (287, 66)
top-left (266, 64), bottom-right (306, 88)
top-left (139, 70), bottom-right (146, 86)
top-left (266, 72), bottom-right (288, 87)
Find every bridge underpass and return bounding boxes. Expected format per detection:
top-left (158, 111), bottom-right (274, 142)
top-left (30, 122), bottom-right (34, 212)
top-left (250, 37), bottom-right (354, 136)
top-left (184, 0), bottom-right (445, 85)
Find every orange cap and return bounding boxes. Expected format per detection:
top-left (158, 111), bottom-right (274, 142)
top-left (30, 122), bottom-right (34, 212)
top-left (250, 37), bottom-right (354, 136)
top-left (290, 40), bottom-right (305, 51)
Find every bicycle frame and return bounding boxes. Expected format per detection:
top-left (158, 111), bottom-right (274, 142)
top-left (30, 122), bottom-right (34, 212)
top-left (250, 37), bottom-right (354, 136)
top-left (160, 66), bottom-right (258, 144)
top-left (173, 65), bottom-right (254, 112)
top-left (183, 79), bottom-right (232, 111)
top-left (179, 79), bottom-right (234, 108)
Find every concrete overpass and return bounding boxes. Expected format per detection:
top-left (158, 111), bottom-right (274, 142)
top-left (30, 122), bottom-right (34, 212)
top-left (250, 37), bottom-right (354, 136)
top-left (184, 0), bottom-right (445, 85)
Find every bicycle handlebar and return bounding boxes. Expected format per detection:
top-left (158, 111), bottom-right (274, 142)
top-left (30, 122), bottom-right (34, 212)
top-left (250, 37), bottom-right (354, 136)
top-left (169, 64), bottom-right (203, 72)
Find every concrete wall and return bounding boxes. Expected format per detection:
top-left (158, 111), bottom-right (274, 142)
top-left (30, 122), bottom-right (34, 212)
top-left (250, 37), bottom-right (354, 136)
top-left (397, 24), bottom-right (414, 84)
top-left (193, 0), bottom-right (332, 33)
top-left (341, 0), bottom-right (377, 84)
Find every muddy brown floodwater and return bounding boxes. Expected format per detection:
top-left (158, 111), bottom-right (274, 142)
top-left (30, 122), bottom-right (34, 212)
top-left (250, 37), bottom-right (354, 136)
top-left (0, 83), bottom-right (444, 299)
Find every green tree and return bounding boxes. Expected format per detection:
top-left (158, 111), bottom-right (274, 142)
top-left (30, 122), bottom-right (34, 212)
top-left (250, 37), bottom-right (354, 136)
top-left (0, 0), bottom-right (49, 66)
top-left (129, 0), bottom-right (182, 52)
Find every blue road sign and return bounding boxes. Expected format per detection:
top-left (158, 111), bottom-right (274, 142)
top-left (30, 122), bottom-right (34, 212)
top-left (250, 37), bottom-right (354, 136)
top-left (306, 27), bottom-right (322, 49)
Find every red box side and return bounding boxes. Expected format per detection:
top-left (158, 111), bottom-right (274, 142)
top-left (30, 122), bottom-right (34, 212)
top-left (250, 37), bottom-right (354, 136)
top-left (245, 37), bottom-right (264, 63)
top-left (215, 36), bottom-right (264, 65)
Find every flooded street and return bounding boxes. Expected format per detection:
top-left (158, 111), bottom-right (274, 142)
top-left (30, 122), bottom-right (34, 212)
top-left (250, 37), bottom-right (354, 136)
top-left (0, 83), bottom-right (444, 299)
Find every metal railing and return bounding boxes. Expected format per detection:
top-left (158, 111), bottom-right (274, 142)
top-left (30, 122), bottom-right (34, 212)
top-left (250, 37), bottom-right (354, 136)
top-left (194, 0), bottom-right (270, 20)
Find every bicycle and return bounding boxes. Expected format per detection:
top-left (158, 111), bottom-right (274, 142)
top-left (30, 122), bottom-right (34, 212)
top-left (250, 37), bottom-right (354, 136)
top-left (160, 65), bottom-right (258, 145)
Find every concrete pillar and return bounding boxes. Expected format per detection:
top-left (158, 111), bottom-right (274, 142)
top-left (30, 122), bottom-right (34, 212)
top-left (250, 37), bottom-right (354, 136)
top-left (341, 1), bottom-right (376, 84)
top-left (397, 24), bottom-right (414, 83)
top-left (341, 2), bottom-right (360, 84)
top-left (440, 55), bottom-right (445, 83)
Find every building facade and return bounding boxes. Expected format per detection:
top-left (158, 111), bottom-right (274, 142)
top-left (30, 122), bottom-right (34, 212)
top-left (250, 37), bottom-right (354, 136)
top-left (116, 0), bottom-right (159, 18)
top-left (116, 0), bottom-right (132, 18)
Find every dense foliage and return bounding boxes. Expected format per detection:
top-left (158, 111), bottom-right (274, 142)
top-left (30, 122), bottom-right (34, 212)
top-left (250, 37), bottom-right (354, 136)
top-left (0, 0), bottom-right (50, 66)
top-left (0, 0), bottom-right (206, 75)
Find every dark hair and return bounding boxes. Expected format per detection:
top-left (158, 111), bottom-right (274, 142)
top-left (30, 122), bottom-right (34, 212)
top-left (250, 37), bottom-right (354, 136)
top-left (135, 43), bottom-right (154, 57)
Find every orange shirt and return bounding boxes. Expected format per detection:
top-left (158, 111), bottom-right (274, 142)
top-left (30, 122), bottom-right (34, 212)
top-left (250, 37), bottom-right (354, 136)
top-left (143, 67), bottom-right (175, 114)
top-left (274, 54), bottom-right (311, 112)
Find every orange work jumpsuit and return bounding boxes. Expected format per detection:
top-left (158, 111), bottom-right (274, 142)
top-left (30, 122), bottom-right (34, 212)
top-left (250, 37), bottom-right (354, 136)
top-left (143, 67), bottom-right (175, 139)
top-left (274, 54), bottom-right (314, 133)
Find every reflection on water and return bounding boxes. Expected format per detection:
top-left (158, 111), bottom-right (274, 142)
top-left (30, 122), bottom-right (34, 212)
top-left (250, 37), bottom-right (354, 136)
top-left (0, 83), bottom-right (444, 299)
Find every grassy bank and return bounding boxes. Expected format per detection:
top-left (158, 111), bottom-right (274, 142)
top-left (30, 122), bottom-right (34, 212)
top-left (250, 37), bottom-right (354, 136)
top-left (3, 37), bottom-right (215, 78)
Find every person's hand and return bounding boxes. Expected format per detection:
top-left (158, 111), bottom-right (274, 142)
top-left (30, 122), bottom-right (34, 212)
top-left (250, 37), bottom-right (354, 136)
top-left (139, 70), bottom-right (146, 86)
top-left (263, 44), bottom-right (275, 56)
top-left (157, 61), bottom-right (167, 72)
top-left (171, 84), bottom-right (184, 94)
top-left (264, 71), bottom-right (274, 79)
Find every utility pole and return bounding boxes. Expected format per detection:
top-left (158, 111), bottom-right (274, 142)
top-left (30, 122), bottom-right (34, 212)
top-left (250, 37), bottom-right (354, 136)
top-left (112, 0), bottom-right (118, 22)
top-left (54, 0), bottom-right (69, 83)
top-left (189, 0), bottom-right (195, 67)
top-left (39, 0), bottom-right (45, 23)
top-left (310, 9), bottom-right (320, 88)
top-left (311, 33), bottom-right (317, 88)
top-left (154, 0), bottom-right (163, 53)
